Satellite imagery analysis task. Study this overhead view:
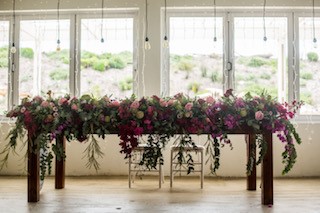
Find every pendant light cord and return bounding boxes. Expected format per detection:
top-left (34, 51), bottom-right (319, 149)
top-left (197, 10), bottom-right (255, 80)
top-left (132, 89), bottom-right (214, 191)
top-left (263, 0), bottom-right (267, 41)
top-left (101, 0), bottom-right (104, 43)
top-left (313, 0), bottom-right (317, 43)
top-left (164, 0), bottom-right (167, 40)
top-left (145, 0), bottom-right (149, 41)
top-left (57, 0), bottom-right (60, 44)
top-left (214, 0), bottom-right (217, 42)
top-left (12, 0), bottom-right (16, 45)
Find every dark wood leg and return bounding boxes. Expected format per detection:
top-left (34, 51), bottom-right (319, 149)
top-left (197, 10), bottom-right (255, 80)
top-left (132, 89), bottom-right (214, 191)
top-left (261, 131), bottom-right (273, 205)
top-left (246, 134), bottom-right (256, 190)
top-left (28, 136), bottom-right (40, 202)
top-left (55, 135), bottom-right (66, 189)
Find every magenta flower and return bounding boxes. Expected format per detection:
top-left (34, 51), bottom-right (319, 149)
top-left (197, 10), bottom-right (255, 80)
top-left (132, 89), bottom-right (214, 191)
top-left (185, 102), bottom-right (193, 111)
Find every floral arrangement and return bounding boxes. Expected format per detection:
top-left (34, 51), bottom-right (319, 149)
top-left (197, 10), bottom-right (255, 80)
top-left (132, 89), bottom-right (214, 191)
top-left (0, 90), bottom-right (302, 180)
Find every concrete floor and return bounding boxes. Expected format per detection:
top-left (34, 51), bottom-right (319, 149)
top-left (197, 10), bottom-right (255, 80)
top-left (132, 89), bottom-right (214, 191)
top-left (0, 176), bottom-right (319, 213)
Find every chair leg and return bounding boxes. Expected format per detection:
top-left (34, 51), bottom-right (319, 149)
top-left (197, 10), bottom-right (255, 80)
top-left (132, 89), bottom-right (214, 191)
top-left (129, 157), bottom-right (132, 188)
top-left (201, 150), bottom-right (204, 189)
top-left (170, 149), bottom-right (173, 188)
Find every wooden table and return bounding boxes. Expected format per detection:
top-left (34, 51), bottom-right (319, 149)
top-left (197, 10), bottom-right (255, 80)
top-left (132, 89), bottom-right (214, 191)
top-left (27, 129), bottom-right (273, 205)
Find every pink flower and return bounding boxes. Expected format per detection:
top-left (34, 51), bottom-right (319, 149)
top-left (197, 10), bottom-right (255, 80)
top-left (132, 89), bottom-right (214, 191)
top-left (167, 99), bottom-right (174, 106)
top-left (58, 97), bottom-right (68, 105)
top-left (130, 101), bottom-right (140, 109)
top-left (41, 101), bottom-right (49, 107)
top-left (206, 96), bottom-right (215, 104)
top-left (160, 99), bottom-right (168, 107)
top-left (185, 102), bottom-right (193, 111)
top-left (111, 100), bottom-right (120, 107)
top-left (20, 106), bottom-right (26, 113)
top-left (71, 104), bottom-right (78, 111)
top-left (255, 111), bottom-right (264, 121)
top-left (147, 106), bottom-right (154, 114)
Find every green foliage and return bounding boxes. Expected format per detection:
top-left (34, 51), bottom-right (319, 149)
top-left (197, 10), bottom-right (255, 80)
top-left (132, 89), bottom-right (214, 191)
top-left (188, 82), bottom-right (201, 93)
top-left (307, 52), bottom-right (318, 62)
top-left (260, 72), bottom-right (271, 80)
top-left (0, 47), bottom-right (8, 68)
top-left (119, 77), bottom-right (133, 91)
top-left (108, 56), bottom-right (126, 69)
top-left (243, 83), bottom-right (277, 98)
top-left (300, 92), bottom-right (312, 105)
top-left (247, 56), bottom-right (268, 67)
top-left (46, 49), bottom-right (69, 64)
top-left (20, 47), bottom-right (34, 59)
top-left (93, 59), bottom-right (107, 72)
top-left (210, 70), bottom-right (222, 83)
top-left (300, 71), bottom-right (313, 80)
top-left (49, 68), bottom-right (69, 81)
top-left (201, 65), bottom-right (207, 77)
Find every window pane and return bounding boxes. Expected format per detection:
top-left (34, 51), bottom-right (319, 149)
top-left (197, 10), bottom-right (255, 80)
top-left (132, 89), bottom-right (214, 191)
top-left (19, 19), bottom-right (70, 98)
top-left (299, 17), bottom-right (320, 115)
top-left (80, 18), bottom-right (133, 99)
top-left (169, 17), bottom-right (224, 97)
top-left (234, 17), bottom-right (287, 101)
top-left (0, 21), bottom-right (9, 114)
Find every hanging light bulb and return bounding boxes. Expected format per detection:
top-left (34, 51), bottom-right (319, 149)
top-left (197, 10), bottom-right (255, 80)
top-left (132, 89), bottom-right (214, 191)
top-left (144, 0), bottom-right (151, 50)
top-left (262, 0), bottom-right (267, 42)
top-left (11, 43), bottom-right (16, 54)
top-left (213, 0), bottom-right (217, 43)
top-left (56, 0), bottom-right (61, 51)
top-left (163, 0), bottom-right (169, 48)
top-left (11, 0), bottom-right (17, 54)
top-left (100, 0), bottom-right (105, 43)
top-left (56, 39), bottom-right (61, 51)
top-left (312, 0), bottom-right (317, 48)
top-left (163, 36), bottom-right (169, 48)
top-left (145, 37), bottom-right (151, 50)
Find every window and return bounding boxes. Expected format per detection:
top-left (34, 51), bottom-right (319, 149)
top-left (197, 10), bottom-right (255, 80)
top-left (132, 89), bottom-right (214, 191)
top-left (0, 21), bottom-right (9, 114)
top-left (233, 17), bottom-right (288, 101)
top-left (80, 18), bottom-right (134, 99)
top-left (298, 17), bottom-right (320, 115)
top-left (19, 19), bottom-right (70, 98)
top-left (168, 16), bottom-right (224, 97)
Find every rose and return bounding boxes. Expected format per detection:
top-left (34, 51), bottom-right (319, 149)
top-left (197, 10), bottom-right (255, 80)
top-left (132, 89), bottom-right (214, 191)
top-left (185, 111), bottom-right (192, 118)
top-left (71, 104), bottom-right (78, 111)
top-left (240, 108), bottom-right (247, 117)
top-left (136, 111), bottom-right (144, 119)
top-left (41, 101), bottom-right (49, 108)
top-left (255, 111), bottom-right (264, 121)
top-left (206, 96), bottom-right (215, 104)
top-left (58, 97), bottom-right (68, 105)
top-left (20, 106), bottom-right (26, 113)
top-left (185, 102), bottom-right (193, 111)
top-left (160, 99), bottom-right (168, 107)
top-left (130, 101), bottom-right (140, 109)
top-left (111, 100), bottom-right (120, 107)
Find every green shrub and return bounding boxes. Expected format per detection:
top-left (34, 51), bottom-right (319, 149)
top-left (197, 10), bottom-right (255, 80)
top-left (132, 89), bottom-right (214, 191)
top-left (109, 56), bottom-right (126, 69)
top-left (243, 84), bottom-right (277, 98)
top-left (260, 73), bottom-right (271, 80)
top-left (21, 47), bottom-right (34, 59)
top-left (301, 71), bottom-right (313, 80)
top-left (119, 77), bottom-right (133, 91)
top-left (247, 56), bottom-right (268, 67)
top-left (117, 51), bottom-right (133, 64)
top-left (49, 68), bottom-right (69, 80)
top-left (82, 51), bottom-right (98, 59)
top-left (93, 59), bottom-right (107, 72)
top-left (0, 48), bottom-right (8, 67)
top-left (187, 82), bottom-right (201, 93)
top-left (82, 56), bottom-right (99, 68)
top-left (201, 65), bottom-right (207, 77)
top-left (178, 59), bottom-right (194, 79)
top-left (46, 49), bottom-right (69, 64)
top-left (210, 70), bottom-right (222, 83)
top-left (307, 52), bottom-right (318, 62)
top-left (300, 92), bottom-right (312, 105)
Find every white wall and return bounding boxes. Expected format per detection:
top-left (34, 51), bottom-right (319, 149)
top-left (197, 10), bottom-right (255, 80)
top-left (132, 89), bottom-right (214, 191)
top-left (0, 0), bottom-right (319, 177)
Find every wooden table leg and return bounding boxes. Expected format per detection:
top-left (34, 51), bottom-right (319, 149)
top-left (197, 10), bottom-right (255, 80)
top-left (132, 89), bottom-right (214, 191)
top-left (261, 131), bottom-right (273, 205)
top-left (55, 135), bottom-right (66, 189)
top-left (28, 135), bottom-right (40, 202)
top-left (246, 134), bottom-right (256, 190)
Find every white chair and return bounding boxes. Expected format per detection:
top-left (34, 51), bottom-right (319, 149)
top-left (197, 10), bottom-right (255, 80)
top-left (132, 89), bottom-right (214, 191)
top-left (170, 145), bottom-right (204, 189)
top-left (128, 144), bottom-right (164, 188)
